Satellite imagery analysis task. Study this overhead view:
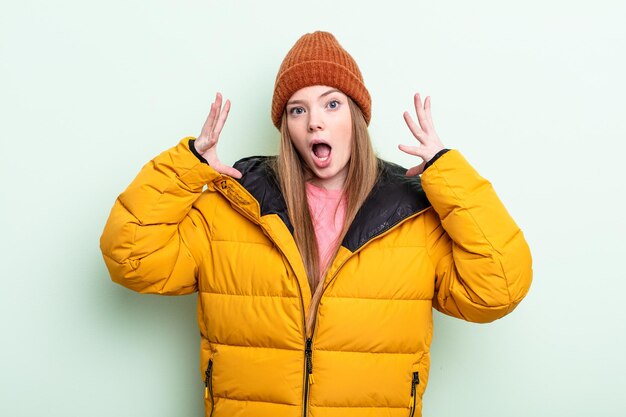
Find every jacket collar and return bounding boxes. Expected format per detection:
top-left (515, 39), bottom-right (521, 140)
top-left (233, 156), bottom-right (431, 252)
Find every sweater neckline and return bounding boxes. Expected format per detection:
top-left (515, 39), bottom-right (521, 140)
top-left (232, 156), bottom-right (431, 252)
top-left (305, 182), bottom-right (345, 199)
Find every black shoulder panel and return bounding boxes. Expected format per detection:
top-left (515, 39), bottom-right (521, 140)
top-left (342, 160), bottom-right (431, 252)
top-left (232, 157), bottom-right (431, 250)
top-left (233, 156), bottom-right (294, 233)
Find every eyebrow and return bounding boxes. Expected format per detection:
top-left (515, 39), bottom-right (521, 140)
top-left (286, 89), bottom-right (342, 105)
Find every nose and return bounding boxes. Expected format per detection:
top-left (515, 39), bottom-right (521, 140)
top-left (307, 109), bottom-right (324, 132)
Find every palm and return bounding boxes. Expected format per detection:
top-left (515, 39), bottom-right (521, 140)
top-left (398, 93), bottom-right (445, 176)
top-left (195, 92), bottom-right (242, 179)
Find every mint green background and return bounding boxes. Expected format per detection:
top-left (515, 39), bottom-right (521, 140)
top-left (2, 1), bottom-right (625, 416)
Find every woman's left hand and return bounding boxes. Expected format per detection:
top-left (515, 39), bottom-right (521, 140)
top-left (399, 93), bottom-right (445, 176)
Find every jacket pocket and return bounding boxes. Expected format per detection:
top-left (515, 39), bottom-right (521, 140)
top-left (204, 359), bottom-right (215, 416)
top-left (408, 371), bottom-right (420, 417)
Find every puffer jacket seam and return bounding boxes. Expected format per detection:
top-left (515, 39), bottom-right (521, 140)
top-left (143, 139), bottom-right (218, 224)
top-left (115, 195), bottom-right (141, 223)
top-left (123, 221), bottom-right (196, 293)
top-left (211, 395), bottom-right (299, 406)
top-left (426, 163), bottom-right (512, 306)
top-left (423, 209), bottom-right (445, 309)
top-left (211, 342), bottom-right (301, 351)
top-left (207, 179), bottom-right (218, 243)
top-left (352, 244), bottom-right (426, 249)
top-left (113, 159), bottom-right (210, 263)
top-left (210, 239), bottom-right (272, 247)
top-left (199, 291), bottom-right (298, 298)
top-left (158, 138), bottom-right (215, 184)
top-left (102, 252), bottom-right (197, 294)
top-left (209, 396), bottom-right (415, 409)
top-left (309, 404), bottom-right (412, 409)
top-left (148, 157), bottom-right (209, 195)
top-left (105, 157), bottom-right (210, 281)
top-left (322, 295), bottom-right (431, 301)
top-left (312, 349), bottom-right (417, 355)
top-left (102, 245), bottom-right (137, 274)
top-left (423, 210), bottom-right (437, 275)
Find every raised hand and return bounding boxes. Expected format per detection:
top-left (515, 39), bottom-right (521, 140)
top-left (398, 93), bottom-right (445, 176)
top-left (195, 92), bottom-right (242, 179)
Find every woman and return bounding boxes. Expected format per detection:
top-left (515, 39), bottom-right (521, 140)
top-left (101, 31), bottom-right (532, 417)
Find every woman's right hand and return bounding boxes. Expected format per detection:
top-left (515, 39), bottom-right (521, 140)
top-left (195, 92), bottom-right (242, 179)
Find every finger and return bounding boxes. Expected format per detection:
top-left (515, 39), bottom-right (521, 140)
top-left (403, 111), bottom-right (426, 145)
top-left (406, 161), bottom-right (426, 177)
top-left (200, 102), bottom-right (218, 139)
top-left (424, 96), bottom-right (435, 130)
top-left (214, 162), bottom-right (242, 179)
top-left (224, 166), bottom-right (242, 179)
top-left (210, 92), bottom-right (223, 133)
top-left (413, 93), bottom-right (430, 133)
top-left (212, 99), bottom-right (231, 137)
top-left (398, 143), bottom-right (426, 159)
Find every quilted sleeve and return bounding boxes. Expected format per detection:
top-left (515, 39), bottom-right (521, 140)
top-left (100, 137), bottom-right (221, 295)
top-left (421, 150), bottom-right (532, 323)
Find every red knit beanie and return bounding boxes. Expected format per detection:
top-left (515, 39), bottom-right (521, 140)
top-left (271, 31), bottom-right (371, 129)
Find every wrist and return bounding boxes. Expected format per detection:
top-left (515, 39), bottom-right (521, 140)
top-left (423, 148), bottom-right (450, 171)
top-left (188, 138), bottom-right (209, 164)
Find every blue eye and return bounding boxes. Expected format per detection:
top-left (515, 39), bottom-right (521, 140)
top-left (328, 100), bottom-right (339, 109)
top-left (289, 107), bottom-right (304, 115)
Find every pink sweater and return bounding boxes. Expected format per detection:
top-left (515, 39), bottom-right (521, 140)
top-left (305, 183), bottom-right (347, 281)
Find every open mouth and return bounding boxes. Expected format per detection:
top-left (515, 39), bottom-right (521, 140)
top-left (312, 142), bottom-right (332, 162)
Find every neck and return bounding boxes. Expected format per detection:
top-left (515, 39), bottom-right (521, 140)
top-left (305, 168), bottom-right (348, 191)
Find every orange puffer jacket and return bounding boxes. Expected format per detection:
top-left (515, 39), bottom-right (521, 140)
top-left (100, 138), bottom-right (532, 417)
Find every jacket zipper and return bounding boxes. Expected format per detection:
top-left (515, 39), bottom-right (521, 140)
top-left (299, 207), bottom-right (428, 417)
top-left (217, 181), bottom-right (430, 417)
top-left (204, 360), bottom-right (215, 417)
top-left (302, 337), bottom-right (314, 417)
top-left (408, 371), bottom-right (419, 417)
top-left (315, 206), bottom-right (432, 307)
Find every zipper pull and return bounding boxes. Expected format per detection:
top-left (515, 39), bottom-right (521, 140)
top-left (204, 369), bottom-right (210, 399)
top-left (305, 338), bottom-right (314, 384)
top-left (409, 371), bottom-right (419, 407)
top-left (204, 360), bottom-right (213, 400)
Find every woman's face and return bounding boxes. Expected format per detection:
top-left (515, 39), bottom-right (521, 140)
top-left (286, 85), bottom-right (353, 190)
